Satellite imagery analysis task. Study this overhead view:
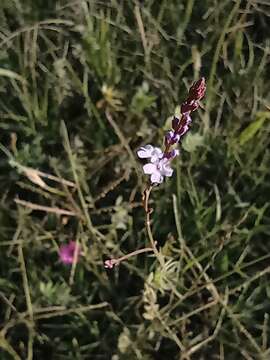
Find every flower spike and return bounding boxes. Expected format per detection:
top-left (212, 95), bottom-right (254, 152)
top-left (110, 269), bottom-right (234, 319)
top-left (137, 77), bottom-right (206, 184)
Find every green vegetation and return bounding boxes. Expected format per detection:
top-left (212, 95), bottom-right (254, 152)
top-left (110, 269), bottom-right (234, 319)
top-left (0, 1), bottom-right (270, 359)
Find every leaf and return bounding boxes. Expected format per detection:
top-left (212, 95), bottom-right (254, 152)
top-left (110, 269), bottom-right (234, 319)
top-left (130, 81), bottom-right (156, 115)
top-left (182, 132), bottom-right (204, 152)
top-left (239, 112), bottom-right (270, 146)
top-left (234, 30), bottom-right (244, 60)
top-left (24, 168), bottom-right (47, 188)
top-left (118, 330), bottom-right (131, 354)
top-left (0, 68), bottom-right (26, 83)
top-left (220, 252), bottom-right (229, 272)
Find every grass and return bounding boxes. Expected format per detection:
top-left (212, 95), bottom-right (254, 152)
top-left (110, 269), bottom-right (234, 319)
top-left (0, 0), bottom-right (270, 359)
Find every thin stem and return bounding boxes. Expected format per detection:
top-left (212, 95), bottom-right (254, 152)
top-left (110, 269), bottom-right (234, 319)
top-left (105, 246), bottom-right (154, 268)
top-left (105, 184), bottom-right (165, 268)
top-left (15, 198), bottom-right (78, 217)
top-left (18, 243), bottom-right (33, 322)
top-left (118, 247), bottom-right (153, 264)
top-left (143, 185), bottom-right (165, 267)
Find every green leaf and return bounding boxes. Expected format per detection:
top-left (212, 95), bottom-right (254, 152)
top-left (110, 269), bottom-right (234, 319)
top-left (0, 68), bottom-right (26, 83)
top-left (220, 252), bottom-right (229, 272)
top-left (239, 112), bottom-right (270, 146)
top-left (130, 82), bottom-right (156, 115)
top-left (182, 132), bottom-right (204, 152)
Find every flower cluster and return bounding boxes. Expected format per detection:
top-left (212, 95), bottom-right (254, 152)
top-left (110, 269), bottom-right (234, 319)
top-left (137, 78), bottom-right (206, 184)
top-left (137, 145), bottom-right (177, 184)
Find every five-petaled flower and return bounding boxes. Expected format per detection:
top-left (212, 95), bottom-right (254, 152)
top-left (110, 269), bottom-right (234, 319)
top-left (59, 241), bottom-right (80, 265)
top-left (142, 156), bottom-right (174, 184)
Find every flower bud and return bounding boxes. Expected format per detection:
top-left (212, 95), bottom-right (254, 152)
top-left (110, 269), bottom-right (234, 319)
top-left (188, 77), bottom-right (206, 101)
top-left (181, 100), bottom-right (199, 113)
top-left (165, 130), bottom-right (180, 145)
top-left (165, 149), bottom-right (180, 160)
top-left (172, 116), bottom-right (180, 130)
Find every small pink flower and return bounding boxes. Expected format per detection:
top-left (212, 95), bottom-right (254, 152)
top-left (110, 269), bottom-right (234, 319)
top-left (104, 259), bottom-right (118, 269)
top-left (59, 241), bottom-right (80, 265)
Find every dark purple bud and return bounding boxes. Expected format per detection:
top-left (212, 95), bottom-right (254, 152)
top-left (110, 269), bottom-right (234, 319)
top-left (172, 133), bottom-right (180, 144)
top-left (181, 113), bottom-right (192, 127)
top-left (165, 131), bottom-right (173, 146)
top-left (186, 114), bottom-right (192, 125)
top-left (174, 113), bottom-right (191, 137)
top-left (165, 130), bottom-right (180, 146)
top-left (165, 149), bottom-right (180, 159)
top-left (181, 100), bottom-right (199, 114)
top-left (188, 77), bottom-right (206, 101)
top-left (178, 124), bottom-right (189, 137)
top-left (172, 116), bottom-right (180, 130)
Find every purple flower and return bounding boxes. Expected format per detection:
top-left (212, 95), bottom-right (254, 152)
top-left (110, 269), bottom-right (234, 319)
top-left (143, 158), bottom-right (174, 184)
top-left (59, 241), bottom-right (80, 265)
top-left (137, 145), bottom-right (163, 163)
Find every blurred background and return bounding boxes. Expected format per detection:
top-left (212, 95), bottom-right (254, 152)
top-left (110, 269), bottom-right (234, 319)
top-left (0, 0), bottom-right (270, 359)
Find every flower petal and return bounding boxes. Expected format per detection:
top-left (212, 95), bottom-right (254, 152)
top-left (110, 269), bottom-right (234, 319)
top-left (163, 162), bottom-right (173, 176)
top-left (143, 163), bottom-right (156, 174)
top-left (154, 147), bottom-right (163, 157)
top-left (158, 159), bottom-right (173, 177)
top-left (137, 145), bottom-right (153, 158)
top-left (150, 147), bottom-right (163, 162)
top-left (164, 167), bottom-right (173, 177)
top-left (151, 172), bottom-right (163, 184)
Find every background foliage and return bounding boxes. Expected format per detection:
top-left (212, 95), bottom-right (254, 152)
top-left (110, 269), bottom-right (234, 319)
top-left (0, 0), bottom-right (270, 359)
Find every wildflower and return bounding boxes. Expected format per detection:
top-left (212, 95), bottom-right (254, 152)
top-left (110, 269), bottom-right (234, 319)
top-left (143, 158), bottom-right (174, 184)
top-left (59, 241), bottom-right (80, 265)
top-left (137, 77), bottom-right (206, 185)
top-left (137, 145), bottom-right (163, 163)
top-left (104, 259), bottom-right (118, 269)
top-left (105, 78), bottom-right (206, 270)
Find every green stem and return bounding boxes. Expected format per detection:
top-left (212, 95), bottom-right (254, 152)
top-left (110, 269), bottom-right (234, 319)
top-left (143, 185), bottom-right (165, 267)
